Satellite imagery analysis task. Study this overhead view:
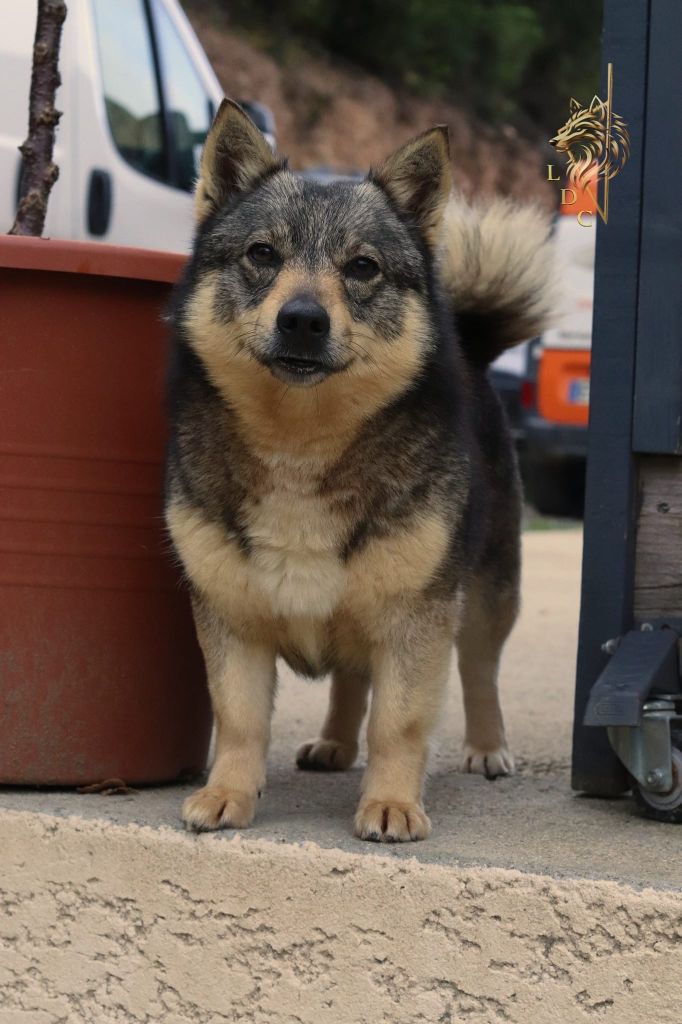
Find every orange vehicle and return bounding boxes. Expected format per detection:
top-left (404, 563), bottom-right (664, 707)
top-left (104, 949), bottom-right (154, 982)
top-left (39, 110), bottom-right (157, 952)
top-left (521, 191), bottom-right (594, 516)
top-left (537, 347), bottom-right (591, 427)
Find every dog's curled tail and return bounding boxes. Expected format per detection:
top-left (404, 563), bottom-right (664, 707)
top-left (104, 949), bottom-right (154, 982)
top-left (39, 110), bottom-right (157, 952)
top-left (439, 195), bottom-right (556, 367)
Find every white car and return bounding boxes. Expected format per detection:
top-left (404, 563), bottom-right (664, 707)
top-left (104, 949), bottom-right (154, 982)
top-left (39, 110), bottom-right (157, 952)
top-left (1, 0), bottom-right (237, 252)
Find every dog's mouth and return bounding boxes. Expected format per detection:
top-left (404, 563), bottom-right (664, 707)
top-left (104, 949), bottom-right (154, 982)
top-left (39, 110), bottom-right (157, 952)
top-left (265, 353), bottom-right (348, 387)
top-left (277, 355), bottom-right (325, 376)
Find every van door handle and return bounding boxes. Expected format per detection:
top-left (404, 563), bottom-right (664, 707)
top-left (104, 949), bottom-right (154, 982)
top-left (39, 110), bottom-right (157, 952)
top-left (87, 169), bottom-right (112, 236)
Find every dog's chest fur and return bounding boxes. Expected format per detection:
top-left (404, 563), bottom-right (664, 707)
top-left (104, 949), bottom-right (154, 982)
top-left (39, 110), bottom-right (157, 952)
top-left (168, 443), bottom-right (451, 676)
top-left (244, 451), bottom-right (346, 621)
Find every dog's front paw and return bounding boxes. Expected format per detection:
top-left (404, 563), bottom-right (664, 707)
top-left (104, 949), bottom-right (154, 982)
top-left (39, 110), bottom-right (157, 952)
top-left (354, 799), bottom-right (431, 843)
top-left (462, 745), bottom-right (515, 779)
top-left (296, 738), bottom-right (358, 772)
top-left (182, 785), bottom-right (257, 832)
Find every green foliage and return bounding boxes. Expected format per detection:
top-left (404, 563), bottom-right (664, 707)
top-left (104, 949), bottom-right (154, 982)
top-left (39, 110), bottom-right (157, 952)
top-left (190, 0), bottom-right (602, 130)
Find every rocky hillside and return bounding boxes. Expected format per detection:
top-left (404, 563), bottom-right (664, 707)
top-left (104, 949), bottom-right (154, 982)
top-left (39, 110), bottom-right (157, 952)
top-left (184, 6), bottom-right (555, 209)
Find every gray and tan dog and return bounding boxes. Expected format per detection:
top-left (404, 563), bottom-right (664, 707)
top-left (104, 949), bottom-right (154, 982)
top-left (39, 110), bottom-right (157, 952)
top-left (166, 100), bottom-right (554, 842)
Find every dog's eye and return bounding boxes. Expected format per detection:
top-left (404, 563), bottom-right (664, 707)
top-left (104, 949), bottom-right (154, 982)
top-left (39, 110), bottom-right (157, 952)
top-left (248, 243), bottom-right (278, 266)
top-left (345, 256), bottom-right (380, 281)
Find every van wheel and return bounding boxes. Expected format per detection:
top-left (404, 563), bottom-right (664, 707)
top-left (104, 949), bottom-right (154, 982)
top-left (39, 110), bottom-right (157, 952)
top-left (523, 458), bottom-right (585, 518)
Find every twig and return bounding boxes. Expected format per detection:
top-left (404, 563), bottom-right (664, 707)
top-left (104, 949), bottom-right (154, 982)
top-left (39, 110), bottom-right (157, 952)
top-left (9, 0), bottom-right (68, 237)
top-left (76, 778), bottom-right (138, 796)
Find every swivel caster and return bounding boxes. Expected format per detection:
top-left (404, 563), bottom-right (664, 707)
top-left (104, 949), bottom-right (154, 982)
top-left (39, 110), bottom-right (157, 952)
top-left (608, 699), bottom-right (682, 824)
top-left (632, 736), bottom-right (682, 823)
top-left (584, 628), bottom-right (682, 822)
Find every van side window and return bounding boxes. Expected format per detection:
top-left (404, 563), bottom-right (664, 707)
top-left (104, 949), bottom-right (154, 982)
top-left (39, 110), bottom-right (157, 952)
top-left (152, 0), bottom-right (213, 192)
top-left (92, 0), bottom-right (166, 183)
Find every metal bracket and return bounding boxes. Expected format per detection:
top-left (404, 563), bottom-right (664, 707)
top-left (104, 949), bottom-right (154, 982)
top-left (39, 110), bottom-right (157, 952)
top-left (584, 628), bottom-right (680, 728)
top-left (608, 699), bottom-right (681, 792)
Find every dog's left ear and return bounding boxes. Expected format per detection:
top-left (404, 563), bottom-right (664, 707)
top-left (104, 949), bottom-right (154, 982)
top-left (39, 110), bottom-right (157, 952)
top-left (195, 99), bottom-right (283, 222)
top-left (372, 126), bottom-right (451, 245)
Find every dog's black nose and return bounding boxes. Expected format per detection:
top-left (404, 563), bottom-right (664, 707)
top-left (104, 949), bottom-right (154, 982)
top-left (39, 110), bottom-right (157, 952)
top-left (276, 298), bottom-right (330, 346)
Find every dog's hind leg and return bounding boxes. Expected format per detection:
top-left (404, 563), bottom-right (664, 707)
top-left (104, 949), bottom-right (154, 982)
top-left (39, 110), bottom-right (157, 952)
top-left (296, 665), bottom-right (370, 771)
top-left (182, 599), bottom-right (277, 831)
top-left (456, 579), bottom-right (518, 778)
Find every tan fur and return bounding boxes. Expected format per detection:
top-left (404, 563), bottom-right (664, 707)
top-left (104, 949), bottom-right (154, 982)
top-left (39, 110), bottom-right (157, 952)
top-left (184, 275), bottom-right (429, 456)
top-left (194, 181), bottom-right (216, 225)
top-left (167, 500), bottom-right (274, 641)
top-left (344, 513), bottom-right (450, 621)
top-left (355, 602), bottom-right (456, 840)
top-left (182, 600), bottom-right (276, 830)
top-left (439, 194), bottom-right (556, 352)
top-left (167, 497), bottom-right (450, 643)
top-left (456, 580), bottom-right (517, 777)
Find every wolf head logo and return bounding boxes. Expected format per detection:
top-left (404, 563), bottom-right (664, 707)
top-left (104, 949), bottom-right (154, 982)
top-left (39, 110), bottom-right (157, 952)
top-left (551, 95), bottom-right (630, 189)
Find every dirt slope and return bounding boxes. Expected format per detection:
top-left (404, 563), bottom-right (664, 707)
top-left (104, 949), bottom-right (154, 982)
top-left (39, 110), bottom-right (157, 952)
top-left (185, 9), bottom-right (555, 208)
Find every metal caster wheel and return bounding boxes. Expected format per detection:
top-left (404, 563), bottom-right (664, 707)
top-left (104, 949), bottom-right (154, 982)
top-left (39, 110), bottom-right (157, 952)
top-left (585, 629), bottom-right (682, 820)
top-left (632, 744), bottom-right (682, 823)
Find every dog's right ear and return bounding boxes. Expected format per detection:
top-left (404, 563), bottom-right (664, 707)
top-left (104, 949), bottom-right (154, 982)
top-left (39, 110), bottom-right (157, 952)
top-left (195, 99), bottom-right (283, 222)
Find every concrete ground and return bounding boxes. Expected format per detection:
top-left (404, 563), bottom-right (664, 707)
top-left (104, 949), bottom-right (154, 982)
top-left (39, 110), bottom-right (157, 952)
top-left (2, 529), bottom-right (680, 888)
top-left (3, 530), bottom-right (682, 1023)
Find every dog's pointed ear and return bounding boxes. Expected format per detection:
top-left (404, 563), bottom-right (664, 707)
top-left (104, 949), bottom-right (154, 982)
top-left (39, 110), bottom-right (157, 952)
top-left (569, 97), bottom-right (582, 113)
top-left (371, 126), bottom-right (451, 245)
top-left (195, 99), bottom-right (283, 222)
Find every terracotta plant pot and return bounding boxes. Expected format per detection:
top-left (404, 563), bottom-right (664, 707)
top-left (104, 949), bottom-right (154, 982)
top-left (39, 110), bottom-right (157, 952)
top-left (0, 236), bottom-right (211, 785)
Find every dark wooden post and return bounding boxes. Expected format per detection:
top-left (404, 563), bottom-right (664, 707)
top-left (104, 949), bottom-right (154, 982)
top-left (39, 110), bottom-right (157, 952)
top-left (631, 1), bottom-right (682, 627)
top-left (572, 0), bottom-right (650, 794)
top-left (633, 1), bottom-right (682, 458)
top-left (9, 0), bottom-right (68, 237)
top-left (573, 0), bottom-right (682, 793)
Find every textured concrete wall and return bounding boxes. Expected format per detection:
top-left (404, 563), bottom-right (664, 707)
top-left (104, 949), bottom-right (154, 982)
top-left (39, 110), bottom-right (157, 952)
top-left (2, 810), bottom-right (681, 1024)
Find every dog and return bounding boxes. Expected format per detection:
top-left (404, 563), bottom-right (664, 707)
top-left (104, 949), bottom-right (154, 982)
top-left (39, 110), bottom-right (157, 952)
top-left (165, 100), bottom-right (554, 842)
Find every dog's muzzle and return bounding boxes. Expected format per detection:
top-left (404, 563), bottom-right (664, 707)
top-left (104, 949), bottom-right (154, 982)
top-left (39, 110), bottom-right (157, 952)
top-left (268, 296), bottom-right (336, 385)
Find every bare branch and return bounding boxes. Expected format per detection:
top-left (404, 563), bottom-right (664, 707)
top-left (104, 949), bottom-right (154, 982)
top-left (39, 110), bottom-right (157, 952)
top-left (9, 0), bottom-right (68, 237)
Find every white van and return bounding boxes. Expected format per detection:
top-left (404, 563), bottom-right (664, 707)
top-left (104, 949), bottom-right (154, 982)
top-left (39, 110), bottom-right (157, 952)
top-left (1, 0), bottom-right (238, 252)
